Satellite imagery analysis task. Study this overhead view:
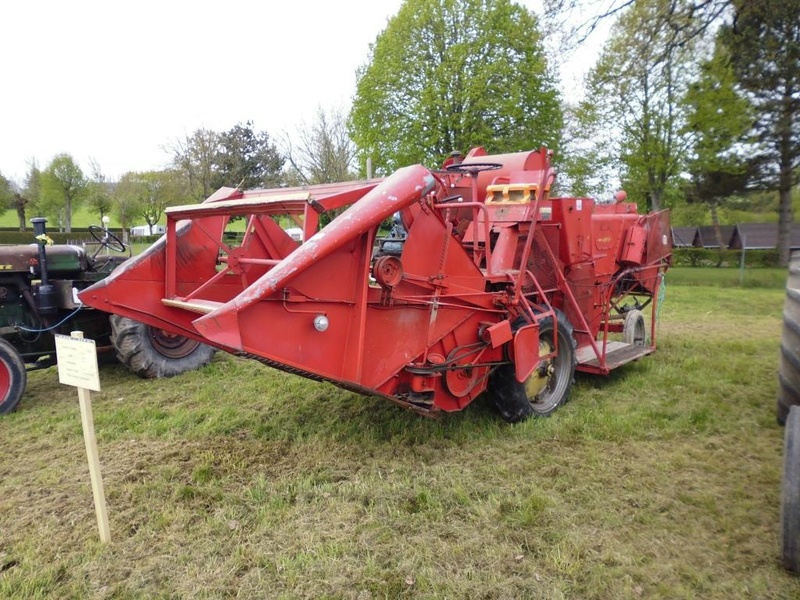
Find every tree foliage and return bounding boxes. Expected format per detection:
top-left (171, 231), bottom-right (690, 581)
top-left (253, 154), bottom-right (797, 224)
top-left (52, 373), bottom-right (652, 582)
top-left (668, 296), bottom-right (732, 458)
top-left (548, 0), bottom-right (799, 264)
top-left (720, 0), bottom-right (800, 265)
top-left (85, 159), bottom-right (114, 223)
top-left (285, 106), bottom-right (357, 185)
top-left (40, 154), bottom-right (87, 232)
top-left (350, 0), bottom-right (562, 174)
top-left (567, 0), bottom-right (696, 211)
top-left (217, 121), bottom-right (284, 190)
top-left (543, 0), bottom-right (731, 48)
top-left (169, 122), bottom-right (284, 200)
top-left (114, 170), bottom-right (185, 233)
top-left (21, 161), bottom-right (42, 230)
top-left (682, 41), bottom-right (755, 237)
top-left (0, 172), bottom-right (13, 218)
top-left (169, 129), bottom-right (221, 202)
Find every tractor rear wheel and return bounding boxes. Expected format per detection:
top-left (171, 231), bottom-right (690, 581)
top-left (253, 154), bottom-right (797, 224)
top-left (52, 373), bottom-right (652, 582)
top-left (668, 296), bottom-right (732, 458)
top-left (488, 310), bottom-right (577, 423)
top-left (0, 338), bottom-right (27, 414)
top-left (110, 315), bottom-right (216, 379)
top-left (782, 405), bottom-right (800, 572)
top-left (778, 252), bottom-right (800, 425)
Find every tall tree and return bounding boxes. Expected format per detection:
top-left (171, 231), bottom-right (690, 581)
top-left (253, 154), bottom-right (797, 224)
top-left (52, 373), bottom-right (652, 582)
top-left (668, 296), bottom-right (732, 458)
top-left (114, 170), bottom-right (185, 234)
top-left (720, 0), bottom-right (800, 266)
top-left (85, 159), bottom-right (114, 222)
top-left (111, 172), bottom-right (142, 236)
top-left (169, 123), bottom-right (284, 199)
top-left (22, 161), bottom-right (42, 225)
top-left (544, 0), bottom-right (731, 47)
top-left (682, 40), bottom-right (755, 251)
top-left (285, 106), bottom-right (357, 185)
top-left (168, 129), bottom-right (221, 201)
top-left (0, 172), bottom-right (13, 218)
top-left (11, 192), bottom-right (28, 231)
top-left (217, 121), bottom-right (284, 189)
top-left (569, 0), bottom-right (696, 211)
top-left (350, 0), bottom-right (562, 174)
top-left (40, 154), bottom-right (87, 232)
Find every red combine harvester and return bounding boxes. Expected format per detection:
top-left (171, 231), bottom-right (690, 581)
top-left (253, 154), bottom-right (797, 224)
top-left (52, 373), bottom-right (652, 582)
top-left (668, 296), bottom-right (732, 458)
top-left (79, 147), bottom-right (671, 422)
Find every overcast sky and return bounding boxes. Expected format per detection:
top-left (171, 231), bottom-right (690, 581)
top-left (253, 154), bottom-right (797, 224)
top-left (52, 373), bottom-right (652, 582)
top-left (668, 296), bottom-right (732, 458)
top-left (0, 0), bottom-right (602, 184)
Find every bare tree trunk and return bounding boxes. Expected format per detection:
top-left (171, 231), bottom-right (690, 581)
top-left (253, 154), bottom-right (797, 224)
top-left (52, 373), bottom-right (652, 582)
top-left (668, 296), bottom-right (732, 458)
top-left (13, 194), bottom-right (27, 231)
top-left (710, 203), bottom-right (727, 267)
top-left (777, 80), bottom-right (796, 268)
top-left (778, 184), bottom-right (793, 267)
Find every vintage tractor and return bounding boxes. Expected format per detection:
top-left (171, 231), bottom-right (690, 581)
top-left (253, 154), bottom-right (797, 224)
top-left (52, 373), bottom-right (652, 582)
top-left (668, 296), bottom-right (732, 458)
top-left (0, 219), bottom-right (216, 414)
top-left (79, 147), bottom-right (671, 422)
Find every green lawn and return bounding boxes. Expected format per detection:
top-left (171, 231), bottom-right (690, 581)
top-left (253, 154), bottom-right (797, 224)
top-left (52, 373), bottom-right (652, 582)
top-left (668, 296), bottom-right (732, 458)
top-left (0, 276), bottom-right (797, 598)
top-left (0, 206), bottom-right (126, 230)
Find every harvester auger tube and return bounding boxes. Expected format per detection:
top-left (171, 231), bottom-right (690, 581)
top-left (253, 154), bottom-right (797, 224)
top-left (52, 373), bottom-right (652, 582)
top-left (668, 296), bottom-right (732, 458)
top-left (79, 146), bottom-right (671, 421)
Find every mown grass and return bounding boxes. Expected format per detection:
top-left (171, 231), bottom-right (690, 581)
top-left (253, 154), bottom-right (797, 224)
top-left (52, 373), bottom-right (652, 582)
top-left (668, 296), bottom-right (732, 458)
top-left (666, 265), bottom-right (788, 289)
top-left (0, 205), bottom-right (121, 230)
top-left (0, 276), bottom-right (797, 598)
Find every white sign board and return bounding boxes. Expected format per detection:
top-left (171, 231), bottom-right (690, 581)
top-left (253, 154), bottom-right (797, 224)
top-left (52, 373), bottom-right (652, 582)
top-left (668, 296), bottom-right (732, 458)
top-left (55, 334), bottom-right (101, 392)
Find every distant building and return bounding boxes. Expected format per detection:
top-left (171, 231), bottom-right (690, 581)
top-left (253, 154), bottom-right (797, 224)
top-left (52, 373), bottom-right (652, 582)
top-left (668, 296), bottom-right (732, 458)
top-left (284, 227), bottom-right (303, 242)
top-left (693, 225), bottom-right (735, 249)
top-left (729, 223), bottom-right (800, 250)
top-left (671, 227), bottom-right (697, 248)
top-left (130, 224), bottom-right (166, 237)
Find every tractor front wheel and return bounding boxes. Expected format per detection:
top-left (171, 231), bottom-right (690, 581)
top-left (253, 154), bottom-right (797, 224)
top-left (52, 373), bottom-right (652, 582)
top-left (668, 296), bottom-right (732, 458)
top-left (782, 405), bottom-right (800, 572)
top-left (110, 315), bottom-right (216, 379)
top-left (488, 310), bottom-right (577, 423)
top-left (779, 251), bottom-right (800, 425)
top-left (0, 338), bottom-right (27, 414)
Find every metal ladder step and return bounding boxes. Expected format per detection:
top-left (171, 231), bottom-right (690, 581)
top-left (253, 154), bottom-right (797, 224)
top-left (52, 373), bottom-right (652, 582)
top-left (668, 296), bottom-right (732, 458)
top-left (577, 341), bottom-right (655, 369)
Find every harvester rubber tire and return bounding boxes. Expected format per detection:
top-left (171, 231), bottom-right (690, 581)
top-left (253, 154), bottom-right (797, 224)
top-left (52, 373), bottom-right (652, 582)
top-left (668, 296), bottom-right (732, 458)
top-left (110, 315), bottom-right (216, 379)
top-left (623, 309), bottom-right (646, 346)
top-left (778, 251), bottom-right (800, 425)
top-left (0, 338), bottom-right (27, 414)
top-left (782, 405), bottom-right (800, 573)
top-left (488, 310), bottom-right (577, 423)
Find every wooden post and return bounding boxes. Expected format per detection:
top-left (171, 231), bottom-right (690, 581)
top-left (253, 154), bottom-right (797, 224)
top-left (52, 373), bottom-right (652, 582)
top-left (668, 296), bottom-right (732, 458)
top-left (57, 331), bottom-right (110, 543)
top-left (77, 382), bottom-right (111, 543)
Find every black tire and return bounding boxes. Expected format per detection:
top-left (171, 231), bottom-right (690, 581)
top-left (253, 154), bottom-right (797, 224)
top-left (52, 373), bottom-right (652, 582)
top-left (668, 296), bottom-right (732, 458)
top-left (0, 338), bottom-right (27, 414)
top-left (487, 310), bottom-right (577, 423)
top-left (110, 315), bottom-right (216, 379)
top-left (778, 251), bottom-right (800, 425)
top-left (782, 405), bottom-right (800, 572)
top-left (623, 309), bottom-right (646, 346)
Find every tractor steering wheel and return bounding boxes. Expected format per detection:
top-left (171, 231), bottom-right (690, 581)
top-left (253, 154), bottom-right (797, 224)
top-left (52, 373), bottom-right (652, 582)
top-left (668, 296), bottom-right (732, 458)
top-left (444, 162), bottom-right (503, 175)
top-left (88, 225), bottom-right (126, 253)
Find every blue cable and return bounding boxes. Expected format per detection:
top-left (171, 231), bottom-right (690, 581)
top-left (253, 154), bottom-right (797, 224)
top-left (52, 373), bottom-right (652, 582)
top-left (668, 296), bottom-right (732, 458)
top-left (16, 304), bottom-right (84, 333)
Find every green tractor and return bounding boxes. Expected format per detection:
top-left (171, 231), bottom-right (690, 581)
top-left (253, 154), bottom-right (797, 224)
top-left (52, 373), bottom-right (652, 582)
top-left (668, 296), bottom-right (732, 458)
top-left (0, 218), bottom-right (215, 414)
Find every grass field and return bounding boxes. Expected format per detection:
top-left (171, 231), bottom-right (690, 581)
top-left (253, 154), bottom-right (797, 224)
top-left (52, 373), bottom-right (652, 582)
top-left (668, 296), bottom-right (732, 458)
top-left (0, 206), bottom-right (125, 230)
top-left (0, 271), bottom-right (798, 598)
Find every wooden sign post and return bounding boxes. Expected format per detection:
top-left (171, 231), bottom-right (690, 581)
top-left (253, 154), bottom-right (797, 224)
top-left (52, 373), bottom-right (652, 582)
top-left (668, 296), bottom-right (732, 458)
top-left (55, 331), bottom-right (110, 543)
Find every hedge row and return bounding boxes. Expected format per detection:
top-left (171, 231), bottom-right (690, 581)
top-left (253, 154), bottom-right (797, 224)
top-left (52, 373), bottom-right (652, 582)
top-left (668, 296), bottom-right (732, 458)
top-left (0, 231), bottom-right (783, 268)
top-left (671, 247), bottom-right (780, 268)
top-left (0, 231), bottom-right (100, 245)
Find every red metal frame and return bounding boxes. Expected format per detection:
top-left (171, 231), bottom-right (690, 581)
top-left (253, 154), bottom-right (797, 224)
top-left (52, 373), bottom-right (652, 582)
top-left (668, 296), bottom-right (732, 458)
top-left (79, 148), bottom-right (671, 416)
